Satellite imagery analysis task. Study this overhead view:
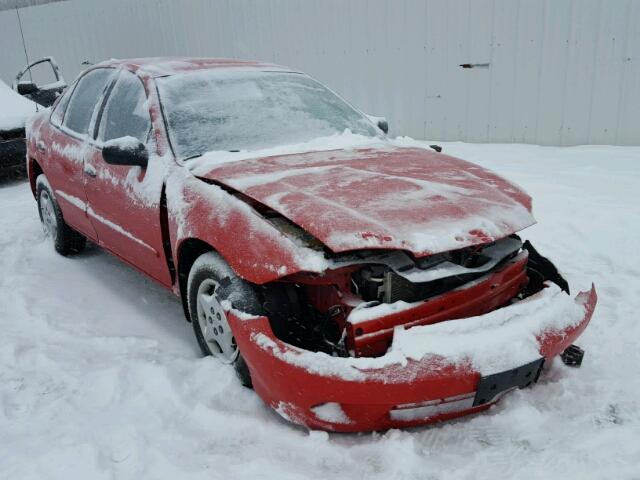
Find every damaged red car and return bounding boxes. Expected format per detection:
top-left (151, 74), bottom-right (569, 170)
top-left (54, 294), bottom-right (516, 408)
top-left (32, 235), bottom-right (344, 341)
top-left (26, 58), bottom-right (596, 432)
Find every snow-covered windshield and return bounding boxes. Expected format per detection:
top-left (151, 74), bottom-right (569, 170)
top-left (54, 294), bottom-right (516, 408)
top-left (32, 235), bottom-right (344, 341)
top-left (157, 70), bottom-right (379, 160)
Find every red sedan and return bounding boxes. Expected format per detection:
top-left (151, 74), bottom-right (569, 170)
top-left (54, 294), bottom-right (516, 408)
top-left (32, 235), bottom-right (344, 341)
top-left (26, 58), bottom-right (596, 432)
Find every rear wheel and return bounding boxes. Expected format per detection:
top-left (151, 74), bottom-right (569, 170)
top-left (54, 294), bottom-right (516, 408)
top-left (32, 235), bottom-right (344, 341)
top-left (36, 175), bottom-right (86, 256)
top-left (187, 252), bottom-right (258, 387)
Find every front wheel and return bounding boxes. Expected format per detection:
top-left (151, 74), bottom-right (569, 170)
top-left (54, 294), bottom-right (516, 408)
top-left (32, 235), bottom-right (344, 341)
top-left (187, 252), bottom-right (257, 387)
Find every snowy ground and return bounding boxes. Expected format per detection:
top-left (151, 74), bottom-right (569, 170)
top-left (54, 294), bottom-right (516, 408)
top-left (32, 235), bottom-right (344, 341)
top-left (1, 142), bottom-right (639, 479)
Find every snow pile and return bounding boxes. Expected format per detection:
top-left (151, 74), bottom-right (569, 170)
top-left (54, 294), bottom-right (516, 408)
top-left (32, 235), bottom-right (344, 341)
top-left (348, 298), bottom-right (423, 325)
top-left (103, 135), bottom-right (143, 151)
top-left (391, 284), bottom-right (586, 374)
top-left (310, 403), bottom-right (352, 425)
top-left (1, 142), bottom-right (639, 478)
top-left (187, 131), bottom-right (386, 174)
top-left (0, 80), bottom-right (38, 130)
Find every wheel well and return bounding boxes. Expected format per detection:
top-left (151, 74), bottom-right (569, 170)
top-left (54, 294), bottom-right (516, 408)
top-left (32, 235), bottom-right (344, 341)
top-left (176, 238), bottom-right (339, 355)
top-left (177, 238), bottom-right (216, 322)
top-left (29, 158), bottom-right (43, 198)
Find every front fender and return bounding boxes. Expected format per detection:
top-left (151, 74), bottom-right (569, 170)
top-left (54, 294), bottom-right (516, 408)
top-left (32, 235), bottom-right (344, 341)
top-left (167, 172), bottom-right (329, 284)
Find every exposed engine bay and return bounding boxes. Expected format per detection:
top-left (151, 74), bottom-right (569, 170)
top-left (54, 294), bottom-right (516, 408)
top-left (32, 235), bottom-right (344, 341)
top-left (261, 235), bottom-right (570, 359)
top-left (349, 236), bottom-right (523, 304)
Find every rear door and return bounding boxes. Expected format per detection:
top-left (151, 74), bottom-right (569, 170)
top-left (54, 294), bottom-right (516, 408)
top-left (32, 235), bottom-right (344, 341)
top-left (84, 70), bottom-right (172, 286)
top-left (43, 68), bottom-right (115, 238)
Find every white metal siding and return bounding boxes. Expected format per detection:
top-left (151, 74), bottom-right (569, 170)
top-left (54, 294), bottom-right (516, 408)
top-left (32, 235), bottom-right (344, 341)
top-left (1, 0), bottom-right (638, 145)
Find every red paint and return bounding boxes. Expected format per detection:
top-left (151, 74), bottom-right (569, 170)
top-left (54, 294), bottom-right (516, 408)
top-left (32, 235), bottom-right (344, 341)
top-left (347, 251), bottom-right (530, 357)
top-left (228, 285), bottom-right (597, 432)
top-left (26, 58), bottom-right (597, 432)
top-left (199, 146), bottom-right (535, 256)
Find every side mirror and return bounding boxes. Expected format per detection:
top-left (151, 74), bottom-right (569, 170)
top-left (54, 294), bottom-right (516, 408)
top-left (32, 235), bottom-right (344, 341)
top-left (366, 114), bottom-right (389, 134)
top-left (429, 144), bottom-right (443, 153)
top-left (17, 81), bottom-right (38, 95)
top-left (102, 137), bottom-right (148, 168)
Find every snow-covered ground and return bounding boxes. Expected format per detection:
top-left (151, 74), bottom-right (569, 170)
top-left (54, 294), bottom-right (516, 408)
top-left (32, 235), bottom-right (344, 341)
top-left (1, 142), bottom-right (639, 479)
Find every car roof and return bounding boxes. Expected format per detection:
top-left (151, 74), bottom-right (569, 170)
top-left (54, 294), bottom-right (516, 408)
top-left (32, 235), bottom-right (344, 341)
top-left (93, 57), bottom-right (296, 79)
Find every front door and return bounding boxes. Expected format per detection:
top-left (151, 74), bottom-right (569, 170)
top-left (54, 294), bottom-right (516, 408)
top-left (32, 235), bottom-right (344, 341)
top-left (84, 70), bottom-right (172, 287)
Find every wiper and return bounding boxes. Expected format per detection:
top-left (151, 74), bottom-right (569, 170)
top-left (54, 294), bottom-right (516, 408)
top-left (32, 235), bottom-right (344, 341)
top-left (184, 150), bottom-right (240, 161)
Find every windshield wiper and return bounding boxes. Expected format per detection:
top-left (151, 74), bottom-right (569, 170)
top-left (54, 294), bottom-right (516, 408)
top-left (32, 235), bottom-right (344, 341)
top-left (184, 150), bottom-right (241, 161)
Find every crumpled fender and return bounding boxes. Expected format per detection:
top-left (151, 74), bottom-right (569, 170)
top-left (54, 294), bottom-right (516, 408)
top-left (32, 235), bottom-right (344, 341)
top-left (226, 285), bottom-right (597, 432)
top-left (167, 173), bottom-right (329, 284)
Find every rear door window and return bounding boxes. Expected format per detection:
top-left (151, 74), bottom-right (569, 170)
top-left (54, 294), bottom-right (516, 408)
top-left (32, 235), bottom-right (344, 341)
top-left (50, 83), bottom-right (75, 127)
top-left (98, 70), bottom-right (150, 143)
top-left (63, 68), bottom-right (114, 136)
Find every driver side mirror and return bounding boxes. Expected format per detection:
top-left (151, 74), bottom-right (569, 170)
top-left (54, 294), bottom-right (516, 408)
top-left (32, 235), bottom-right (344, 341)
top-left (17, 81), bottom-right (38, 96)
top-left (366, 114), bottom-right (389, 134)
top-left (376, 118), bottom-right (389, 134)
top-left (102, 137), bottom-right (148, 169)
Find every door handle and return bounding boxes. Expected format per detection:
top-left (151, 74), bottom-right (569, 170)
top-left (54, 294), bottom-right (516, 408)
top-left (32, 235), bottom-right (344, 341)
top-left (36, 140), bottom-right (46, 153)
top-left (84, 164), bottom-right (97, 178)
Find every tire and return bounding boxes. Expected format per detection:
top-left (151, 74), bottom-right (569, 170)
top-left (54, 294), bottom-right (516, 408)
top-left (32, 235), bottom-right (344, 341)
top-left (36, 174), bottom-right (86, 256)
top-left (187, 251), bottom-right (260, 388)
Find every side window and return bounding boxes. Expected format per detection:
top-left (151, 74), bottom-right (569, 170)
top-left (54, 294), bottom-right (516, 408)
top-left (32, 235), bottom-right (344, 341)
top-left (50, 83), bottom-right (75, 127)
top-left (63, 68), bottom-right (113, 135)
top-left (99, 71), bottom-right (150, 143)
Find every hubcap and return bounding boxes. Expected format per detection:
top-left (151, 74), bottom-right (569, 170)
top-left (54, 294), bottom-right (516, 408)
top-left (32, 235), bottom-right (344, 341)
top-left (196, 279), bottom-right (238, 363)
top-left (39, 191), bottom-right (57, 239)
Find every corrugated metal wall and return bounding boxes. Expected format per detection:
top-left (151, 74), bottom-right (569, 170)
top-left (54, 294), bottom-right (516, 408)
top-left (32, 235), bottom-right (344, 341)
top-left (1, 0), bottom-right (639, 145)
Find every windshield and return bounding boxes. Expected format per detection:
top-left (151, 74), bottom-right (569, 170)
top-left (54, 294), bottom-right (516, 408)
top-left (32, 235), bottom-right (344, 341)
top-left (156, 70), bottom-right (379, 160)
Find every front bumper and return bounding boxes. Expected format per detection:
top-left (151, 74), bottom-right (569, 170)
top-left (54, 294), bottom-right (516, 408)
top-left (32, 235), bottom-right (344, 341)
top-left (227, 284), bottom-right (597, 432)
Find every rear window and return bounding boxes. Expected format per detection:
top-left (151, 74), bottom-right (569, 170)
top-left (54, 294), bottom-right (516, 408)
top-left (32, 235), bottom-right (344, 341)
top-left (50, 84), bottom-right (74, 127)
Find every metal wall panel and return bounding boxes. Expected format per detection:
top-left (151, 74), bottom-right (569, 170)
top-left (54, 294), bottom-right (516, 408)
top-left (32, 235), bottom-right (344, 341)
top-left (0, 0), bottom-right (638, 145)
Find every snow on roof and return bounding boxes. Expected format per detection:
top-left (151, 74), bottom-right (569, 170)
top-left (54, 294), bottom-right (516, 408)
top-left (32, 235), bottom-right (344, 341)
top-left (95, 57), bottom-right (294, 78)
top-left (0, 79), bottom-right (38, 131)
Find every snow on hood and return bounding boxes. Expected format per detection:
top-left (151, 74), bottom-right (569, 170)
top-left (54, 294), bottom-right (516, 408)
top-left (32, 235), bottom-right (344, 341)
top-left (0, 80), bottom-right (38, 131)
top-left (187, 132), bottom-right (385, 171)
top-left (193, 140), bottom-right (535, 257)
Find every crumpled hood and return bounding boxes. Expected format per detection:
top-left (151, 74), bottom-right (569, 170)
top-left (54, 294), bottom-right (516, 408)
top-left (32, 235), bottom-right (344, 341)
top-left (196, 146), bottom-right (535, 256)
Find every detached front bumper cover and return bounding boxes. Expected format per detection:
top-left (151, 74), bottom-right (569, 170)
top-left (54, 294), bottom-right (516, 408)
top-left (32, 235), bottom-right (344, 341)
top-left (227, 283), bottom-right (597, 432)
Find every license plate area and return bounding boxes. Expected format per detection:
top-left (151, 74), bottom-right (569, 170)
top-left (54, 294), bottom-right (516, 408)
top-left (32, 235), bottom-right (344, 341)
top-left (473, 358), bottom-right (545, 407)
